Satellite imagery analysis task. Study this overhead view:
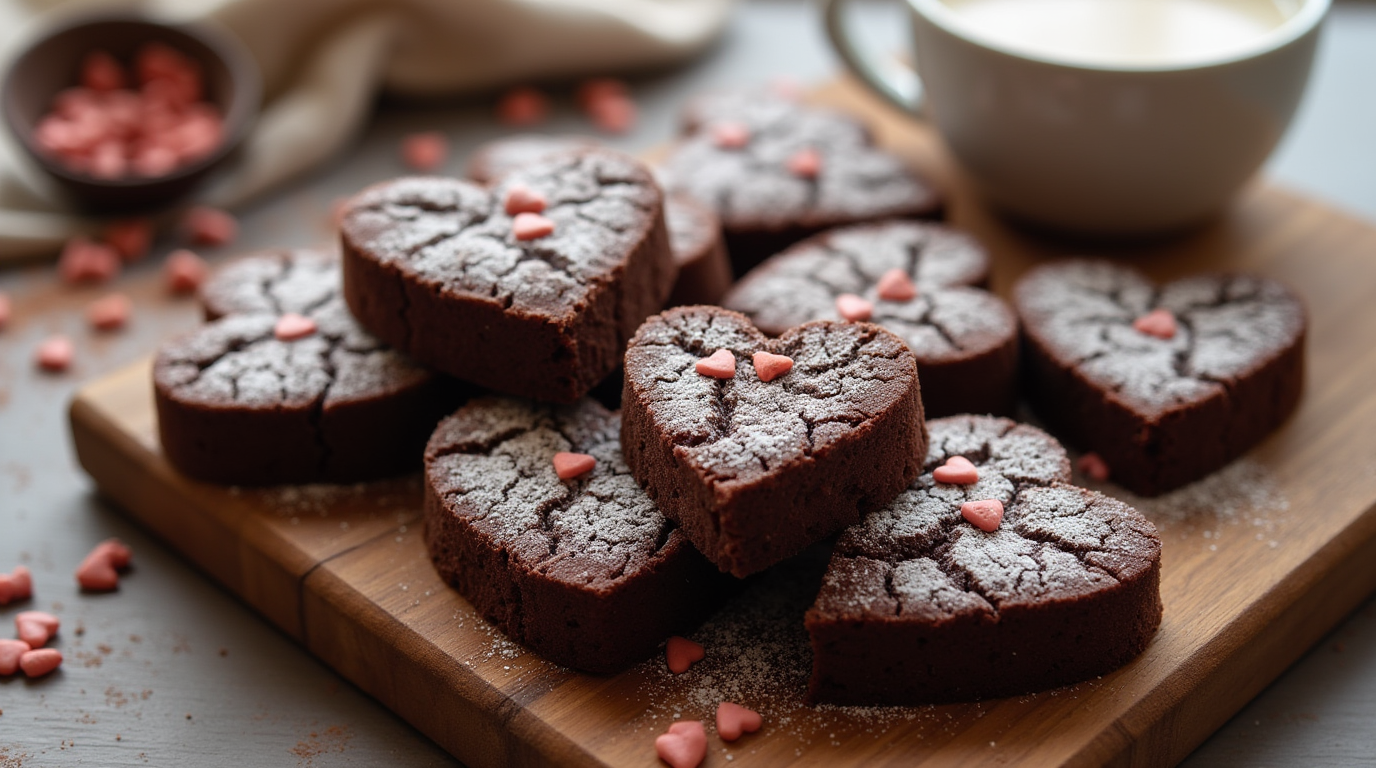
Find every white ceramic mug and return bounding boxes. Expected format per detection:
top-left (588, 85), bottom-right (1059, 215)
top-left (824, 0), bottom-right (1329, 236)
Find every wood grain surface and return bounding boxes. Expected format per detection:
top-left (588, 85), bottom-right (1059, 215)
top-left (68, 80), bottom-right (1376, 767)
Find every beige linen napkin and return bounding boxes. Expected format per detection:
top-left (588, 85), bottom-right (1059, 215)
top-left (0, 0), bottom-right (732, 260)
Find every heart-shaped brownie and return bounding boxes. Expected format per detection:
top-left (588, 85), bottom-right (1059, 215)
top-left (155, 248), bottom-right (460, 485)
top-left (339, 148), bottom-right (676, 403)
top-left (660, 94), bottom-right (944, 275)
top-left (621, 306), bottom-right (927, 577)
top-left (723, 220), bottom-right (1019, 417)
top-left (424, 397), bottom-right (731, 673)
top-left (807, 415), bottom-right (1162, 704)
top-left (1015, 260), bottom-right (1306, 496)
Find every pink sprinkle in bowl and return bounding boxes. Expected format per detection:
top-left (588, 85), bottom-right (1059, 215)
top-left (2, 12), bottom-right (260, 213)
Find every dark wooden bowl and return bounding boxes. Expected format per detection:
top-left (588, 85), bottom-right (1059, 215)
top-left (1, 13), bottom-right (260, 213)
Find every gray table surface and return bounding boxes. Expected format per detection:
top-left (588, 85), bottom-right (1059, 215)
top-left (2, 1), bottom-right (1374, 765)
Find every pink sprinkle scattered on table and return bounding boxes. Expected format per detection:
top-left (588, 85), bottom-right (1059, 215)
top-left (87, 293), bottom-right (132, 331)
top-left (401, 131), bottom-right (448, 171)
top-left (655, 720), bottom-right (706, 768)
top-left (665, 636), bottom-right (705, 674)
top-left (35, 336), bottom-right (74, 372)
top-left (165, 249), bottom-right (208, 294)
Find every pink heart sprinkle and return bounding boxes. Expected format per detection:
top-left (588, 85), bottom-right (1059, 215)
top-left (1077, 452), bottom-right (1110, 482)
top-left (35, 336), bottom-right (74, 373)
top-left (961, 499), bottom-right (1005, 532)
top-left (752, 351), bottom-right (793, 382)
top-left (20, 648), bottom-right (62, 678)
top-left (497, 87), bottom-right (549, 126)
top-left (716, 701), bottom-right (763, 741)
top-left (589, 94), bottom-right (637, 134)
top-left (184, 206), bottom-right (237, 247)
top-left (787, 147), bottom-right (822, 179)
top-left (103, 218), bottom-right (153, 262)
top-left (665, 636), bottom-right (705, 674)
top-left (933, 455), bottom-right (979, 485)
top-left (876, 268), bottom-right (918, 302)
top-left (274, 313), bottom-right (317, 341)
top-left (16, 610), bottom-right (59, 648)
top-left (512, 212), bottom-right (556, 241)
top-left (1133, 308), bottom-right (1177, 339)
top-left (504, 183), bottom-right (547, 216)
top-left (165, 249), bottom-right (208, 294)
top-left (87, 293), bottom-right (132, 331)
top-left (401, 131), bottom-right (447, 171)
top-left (0, 292), bottom-right (11, 330)
top-left (712, 122), bottom-right (750, 149)
top-left (0, 639), bottom-right (30, 675)
top-left (552, 452), bottom-right (596, 480)
top-left (655, 721), bottom-right (706, 768)
top-left (835, 293), bottom-right (873, 322)
top-left (694, 349), bottom-right (736, 379)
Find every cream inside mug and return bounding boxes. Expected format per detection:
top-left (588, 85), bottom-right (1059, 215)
top-left (824, 0), bottom-right (1329, 236)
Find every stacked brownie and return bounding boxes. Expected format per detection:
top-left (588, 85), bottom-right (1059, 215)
top-left (660, 89), bottom-right (944, 274)
top-left (424, 397), bottom-right (732, 673)
top-left (154, 248), bottom-right (461, 485)
top-left (339, 148), bottom-right (674, 403)
top-left (723, 221), bottom-right (1019, 417)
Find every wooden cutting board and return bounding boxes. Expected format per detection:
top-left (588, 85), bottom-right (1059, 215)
top-left (69, 79), bottom-right (1376, 767)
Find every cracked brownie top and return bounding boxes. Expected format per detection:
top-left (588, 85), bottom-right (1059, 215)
top-left (425, 397), bottom-right (679, 585)
top-left (723, 221), bottom-right (1011, 363)
top-left (464, 134), bottom-right (601, 184)
top-left (339, 149), bottom-right (663, 320)
top-left (1015, 260), bottom-right (1306, 417)
top-left (818, 415), bottom-right (1160, 619)
top-left (200, 248), bottom-right (340, 321)
top-left (660, 101), bottom-right (940, 231)
top-left (624, 306), bottom-right (918, 485)
top-left (157, 249), bottom-right (430, 412)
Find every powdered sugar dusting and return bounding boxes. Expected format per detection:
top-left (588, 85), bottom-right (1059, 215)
top-left (625, 307), bottom-right (917, 483)
top-left (342, 150), bottom-right (660, 316)
top-left (201, 248), bottom-right (338, 320)
top-left (1016, 260), bottom-right (1305, 414)
top-left (824, 416), bottom-right (1159, 616)
top-left (724, 222), bottom-right (1012, 361)
top-left (426, 398), bottom-right (673, 581)
top-left (662, 99), bottom-right (938, 228)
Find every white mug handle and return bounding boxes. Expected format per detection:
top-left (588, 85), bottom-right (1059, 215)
top-left (822, 0), bottom-right (925, 114)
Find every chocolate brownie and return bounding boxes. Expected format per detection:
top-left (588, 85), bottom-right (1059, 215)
top-left (661, 97), bottom-right (943, 275)
top-left (467, 135), bottom-right (732, 307)
top-left (154, 299), bottom-right (457, 485)
top-left (723, 221), bottom-right (1016, 417)
top-left (464, 133), bottom-right (600, 184)
top-left (1014, 260), bottom-right (1306, 496)
top-left (677, 86), bottom-right (811, 136)
top-left (663, 192), bottom-right (732, 306)
top-left (424, 397), bottom-right (732, 673)
top-left (339, 149), bottom-right (675, 403)
top-left (807, 415), bottom-right (1163, 704)
top-left (199, 247), bottom-right (340, 321)
top-left (621, 306), bottom-right (927, 578)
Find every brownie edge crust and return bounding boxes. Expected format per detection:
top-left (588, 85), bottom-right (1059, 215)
top-left (806, 415), bottom-right (1163, 705)
top-left (423, 397), bottom-right (730, 674)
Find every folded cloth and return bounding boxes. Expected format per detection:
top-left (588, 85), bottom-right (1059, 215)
top-left (0, 0), bottom-right (733, 261)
